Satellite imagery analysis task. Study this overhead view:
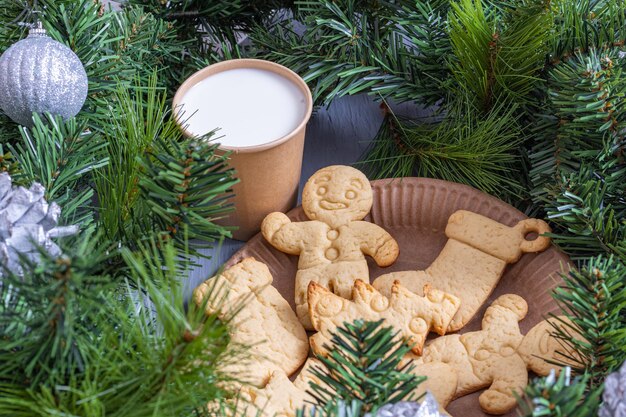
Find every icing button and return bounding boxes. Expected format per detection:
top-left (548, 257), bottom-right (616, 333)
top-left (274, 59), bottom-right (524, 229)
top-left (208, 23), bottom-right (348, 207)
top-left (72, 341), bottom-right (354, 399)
top-left (327, 229), bottom-right (339, 240)
top-left (325, 247), bottom-right (339, 260)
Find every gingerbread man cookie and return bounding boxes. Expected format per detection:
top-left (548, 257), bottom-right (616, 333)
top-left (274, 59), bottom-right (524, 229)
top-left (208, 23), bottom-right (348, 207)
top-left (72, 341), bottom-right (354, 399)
top-left (517, 315), bottom-right (585, 376)
top-left (193, 258), bottom-right (308, 387)
top-left (308, 279), bottom-right (460, 355)
top-left (416, 294), bottom-right (529, 414)
top-left (374, 210), bottom-right (551, 331)
top-left (262, 165), bottom-right (399, 329)
top-left (238, 358), bottom-right (328, 417)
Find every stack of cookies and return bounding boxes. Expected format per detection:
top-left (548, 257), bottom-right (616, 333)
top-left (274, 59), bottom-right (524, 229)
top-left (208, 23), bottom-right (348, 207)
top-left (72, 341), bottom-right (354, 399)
top-left (193, 165), bottom-right (580, 417)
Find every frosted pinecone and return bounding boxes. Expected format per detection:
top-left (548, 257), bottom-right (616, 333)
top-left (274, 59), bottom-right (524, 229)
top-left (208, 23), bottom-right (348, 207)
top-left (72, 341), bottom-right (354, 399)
top-left (599, 362), bottom-right (626, 417)
top-left (365, 393), bottom-right (444, 417)
top-left (0, 173), bottom-right (77, 277)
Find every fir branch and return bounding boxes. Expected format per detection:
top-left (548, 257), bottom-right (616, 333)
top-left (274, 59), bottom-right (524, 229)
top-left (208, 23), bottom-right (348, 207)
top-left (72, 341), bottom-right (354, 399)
top-left (529, 47), bottom-right (626, 208)
top-left (550, 0), bottom-right (626, 62)
top-left (360, 102), bottom-right (525, 200)
top-left (0, 229), bottom-right (114, 388)
top-left (550, 256), bottom-right (626, 387)
top-left (517, 368), bottom-right (601, 417)
top-left (8, 114), bottom-right (108, 226)
top-left (250, 0), bottom-right (452, 106)
top-left (447, 0), bottom-right (551, 112)
top-left (302, 320), bottom-right (424, 413)
top-left (138, 135), bottom-right (238, 255)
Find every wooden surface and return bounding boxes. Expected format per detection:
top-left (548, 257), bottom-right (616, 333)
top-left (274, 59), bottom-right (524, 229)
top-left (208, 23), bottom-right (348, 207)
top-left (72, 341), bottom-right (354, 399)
top-left (185, 95), bottom-right (423, 298)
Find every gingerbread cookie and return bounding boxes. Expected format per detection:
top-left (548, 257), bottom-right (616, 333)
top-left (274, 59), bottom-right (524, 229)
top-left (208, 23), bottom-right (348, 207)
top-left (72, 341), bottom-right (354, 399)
top-left (261, 165), bottom-right (399, 330)
top-left (193, 258), bottom-right (308, 387)
top-left (374, 210), bottom-right (551, 331)
top-left (518, 316), bottom-right (585, 376)
top-left (308, 279), bottom-right (460, 356)
top-left (238, 358), bottom-right (328, 417)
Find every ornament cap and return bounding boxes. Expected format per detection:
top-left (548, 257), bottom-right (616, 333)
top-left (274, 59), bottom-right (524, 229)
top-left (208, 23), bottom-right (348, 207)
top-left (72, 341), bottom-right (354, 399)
top-left (27, 21), bottom-right (48, 38)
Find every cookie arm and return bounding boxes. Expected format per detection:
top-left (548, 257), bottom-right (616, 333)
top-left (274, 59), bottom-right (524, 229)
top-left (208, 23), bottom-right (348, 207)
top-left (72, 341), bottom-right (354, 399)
top-left (351, 221), bottom-right (399, 266)
top-left (261, 212), bottom-right (303, 255)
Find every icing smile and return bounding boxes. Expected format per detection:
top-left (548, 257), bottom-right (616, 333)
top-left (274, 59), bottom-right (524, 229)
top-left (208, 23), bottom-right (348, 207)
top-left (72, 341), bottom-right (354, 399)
top-left (319, 200), bottom-right (348, 210)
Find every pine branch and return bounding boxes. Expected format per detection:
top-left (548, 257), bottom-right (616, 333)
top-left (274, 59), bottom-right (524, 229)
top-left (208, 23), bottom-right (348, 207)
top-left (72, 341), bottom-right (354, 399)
top-left (550, 0), bottom-right (626, 62)
top-left (447, 0), bottom-right (551, 113)
top-left (0, 229), bottom-right (114, 388)
top-left (8, 114), bottom-right (109, 226)
top-left (138, 135), bottom-right (239, 256)
top-left (301, 320), bottom-right (424, 414)
top-left (250, 0), bottom-right (452, 106)
top-left (529, 47), bottom-right (626, 209)
top-left (550, 256), bottom-right (626, 388)
top-left (517, 368), bottom-right (601, 417)
top-left (359, 102), bottom-right (525, 201)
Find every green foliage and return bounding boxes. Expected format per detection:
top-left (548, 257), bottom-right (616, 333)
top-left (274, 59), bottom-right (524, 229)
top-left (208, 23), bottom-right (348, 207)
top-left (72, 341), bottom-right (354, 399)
top-left (251, 0), bottom-right (452, 106)
top-left (550, 0), bottom-right (626, 61)
top-left (139, 136), bottom-right (238, 254)
top-left (8, 114), bottom-right (108, 226)
top-left (448, 0), bottom-right (552, 112)
top-left (529, 48), bottom-right (626, 210)
top-left (517, 369), bottom-right (601, 417)
top-left (360, 103), bottom-right (524, 199)
top-left (0, 229), bottom-right (114, 387)
top-left (550, 256), bottom-right (626, 387)
top-left (300, 320), bottom-right (424, 414)
top-left (0, 237), bottom-right (243, 417)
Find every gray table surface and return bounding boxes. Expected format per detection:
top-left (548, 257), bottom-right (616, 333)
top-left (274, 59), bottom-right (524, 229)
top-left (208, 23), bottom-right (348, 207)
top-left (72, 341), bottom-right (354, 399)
top-left (184, 94), bottom-right (423, 298)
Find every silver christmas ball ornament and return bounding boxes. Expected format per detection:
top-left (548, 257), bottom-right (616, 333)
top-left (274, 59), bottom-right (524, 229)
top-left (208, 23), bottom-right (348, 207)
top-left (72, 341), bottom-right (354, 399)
top-left (0, 23), bottom-right (88, 127)
top-left (365, 393), bottom-right (444, 417)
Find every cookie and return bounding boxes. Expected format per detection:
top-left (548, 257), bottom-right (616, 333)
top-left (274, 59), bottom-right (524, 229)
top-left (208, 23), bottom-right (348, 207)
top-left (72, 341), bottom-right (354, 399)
top-left (193, 258), bottom-right (308, 387)
top-left (408, 362), bottom-right (457, 413)
top-left (373, 210), bottom-right (551, 331)
top-left (308, 279), bottom-right (460, 356)
top-left (238, 358), bottom-right (328, 417)
top-left (419, 294), bottom-right (529, 415)
top-left (518, 316), bottom-right (586, 376)
top-left (261, 165), bottom-right (399, 330)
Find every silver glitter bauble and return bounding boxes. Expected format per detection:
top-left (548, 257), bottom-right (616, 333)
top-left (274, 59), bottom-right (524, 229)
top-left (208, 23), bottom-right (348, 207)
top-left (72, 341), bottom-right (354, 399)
top-left (0, 23), bottom-right (88, 127)
top-left (0, 173), bottom-right (78, 278)
top-left (599, 362), bottom-right (626, 417)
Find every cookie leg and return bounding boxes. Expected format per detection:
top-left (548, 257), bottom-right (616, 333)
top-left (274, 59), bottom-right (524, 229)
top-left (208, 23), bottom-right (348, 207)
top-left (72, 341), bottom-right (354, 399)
top-left (478, 355), bottom-right (528, 415)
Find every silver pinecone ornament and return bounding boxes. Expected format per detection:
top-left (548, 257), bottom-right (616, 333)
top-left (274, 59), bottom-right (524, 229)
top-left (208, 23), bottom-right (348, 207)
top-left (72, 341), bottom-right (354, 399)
top-left (365, 393), bottom-right (444, 417)
top-left (0, 173), bottom-right (77, 277)
top-left (599, 362), bottom-right (626, 417)
top-left (0, 22), bottom-right (88, 127)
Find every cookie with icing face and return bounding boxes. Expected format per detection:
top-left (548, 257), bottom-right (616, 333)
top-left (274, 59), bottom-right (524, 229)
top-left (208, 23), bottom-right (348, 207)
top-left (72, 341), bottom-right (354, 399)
top-left (262, 165), bottom-right (399, 330)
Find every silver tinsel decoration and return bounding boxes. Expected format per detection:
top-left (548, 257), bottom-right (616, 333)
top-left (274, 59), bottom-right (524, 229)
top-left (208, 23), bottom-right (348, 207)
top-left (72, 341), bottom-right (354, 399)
top-left (0, 173), bottom-right (77, 277)
top-left (599, 362), bottom-right (626, 417)
top-left (0, 22), bottom-right (88, 127)
top-left (365, 393), bottom-right (444, 417)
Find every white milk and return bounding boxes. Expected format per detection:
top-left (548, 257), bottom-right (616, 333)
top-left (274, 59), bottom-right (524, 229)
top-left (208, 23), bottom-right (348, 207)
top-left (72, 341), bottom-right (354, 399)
top-left (179, 68), bottom-right (308, 148)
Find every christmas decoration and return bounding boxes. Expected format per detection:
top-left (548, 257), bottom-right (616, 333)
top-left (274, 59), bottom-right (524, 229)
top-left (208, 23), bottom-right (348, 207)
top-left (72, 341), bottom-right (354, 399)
top-left (518, 368), bottom-right (602, 417)
top-left (0, 0), bottom-right (624, 416)
top-left (365, 394), bottom-right (443, 417)
top-left (0, 22), bottom-right (88, 127)
top-left (599, 362), bottom-right (626, 417)
top-left (0, 172), bottom-right (77, 277)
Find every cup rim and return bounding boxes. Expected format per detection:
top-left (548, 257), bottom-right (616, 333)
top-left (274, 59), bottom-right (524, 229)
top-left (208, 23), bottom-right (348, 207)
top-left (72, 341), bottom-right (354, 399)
top-left (172, 58), bottom-right (314, 153)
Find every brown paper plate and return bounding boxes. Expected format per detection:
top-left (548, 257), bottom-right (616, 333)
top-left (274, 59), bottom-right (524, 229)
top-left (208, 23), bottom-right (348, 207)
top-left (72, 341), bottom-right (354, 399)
top-left (225, 177), bottom-right (570, 417)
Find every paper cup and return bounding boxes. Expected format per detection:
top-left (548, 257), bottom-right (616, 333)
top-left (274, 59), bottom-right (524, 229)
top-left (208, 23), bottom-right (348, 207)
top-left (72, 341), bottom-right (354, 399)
top-left (173, 59), bottom-right (313, 241)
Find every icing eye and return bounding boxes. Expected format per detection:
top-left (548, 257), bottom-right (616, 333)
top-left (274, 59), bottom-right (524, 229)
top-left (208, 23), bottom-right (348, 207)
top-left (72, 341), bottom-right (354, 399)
top-left (317, 186), bottom-right (327, 196)
top-left (345, 190), bottom-right (357, 200)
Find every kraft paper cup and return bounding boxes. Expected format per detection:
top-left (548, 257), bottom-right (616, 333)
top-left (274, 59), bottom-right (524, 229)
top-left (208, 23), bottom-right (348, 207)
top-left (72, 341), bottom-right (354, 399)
top-left (173, 59), bottom-right (313, 241)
